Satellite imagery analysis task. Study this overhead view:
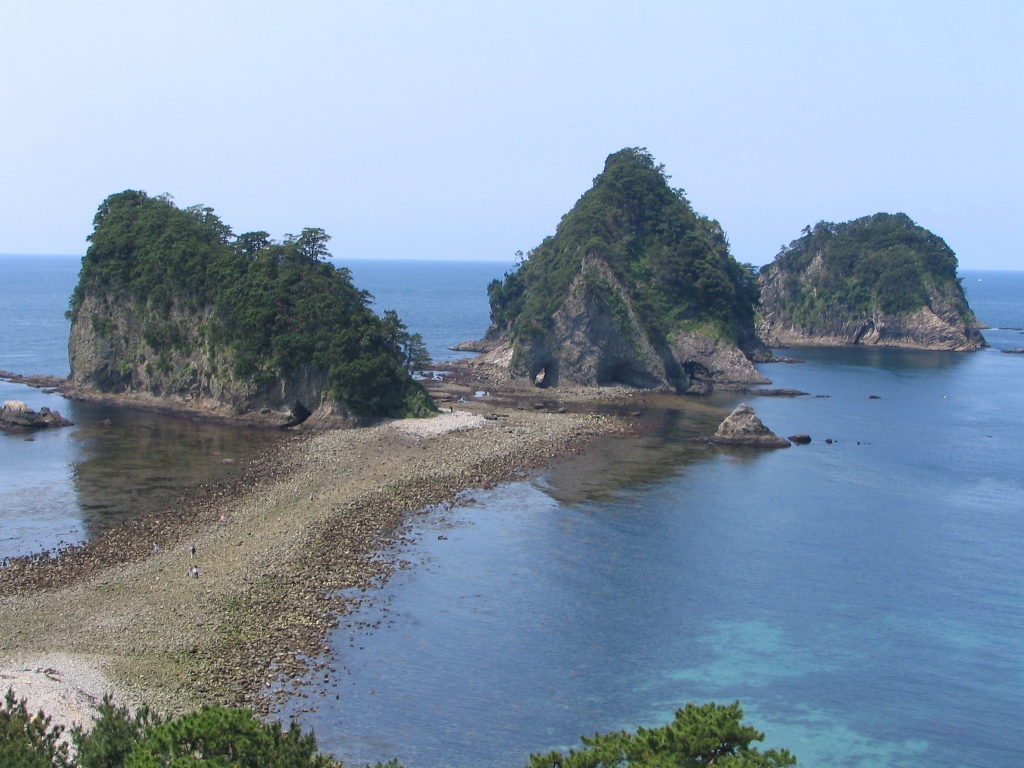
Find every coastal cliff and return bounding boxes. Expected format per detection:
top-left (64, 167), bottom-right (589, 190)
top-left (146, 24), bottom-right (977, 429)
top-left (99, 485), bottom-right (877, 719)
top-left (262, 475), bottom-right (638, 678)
top-left (480, 148), bottom-right (769, 392)
top-left (758, 214), bottom-right (985, 351)
top-left (67, 191), bottom-right (433, 426)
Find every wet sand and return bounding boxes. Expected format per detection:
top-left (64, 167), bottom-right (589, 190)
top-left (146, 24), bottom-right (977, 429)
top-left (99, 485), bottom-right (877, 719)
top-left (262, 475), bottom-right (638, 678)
top-left (0, 404), bottom-right (630, 724)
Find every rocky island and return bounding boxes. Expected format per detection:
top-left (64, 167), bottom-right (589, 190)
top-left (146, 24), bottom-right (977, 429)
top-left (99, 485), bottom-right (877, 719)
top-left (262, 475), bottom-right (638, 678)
top-left (468, 148), bottom-right (771, 394)
top-left (708, 403), bottom-right (790, 448)
top-left (758, 213), bottom-right (985, 351)
top-left (64, 190), bottom-right (433, 427)
top-left (0, 400), bottom-right (73, 431)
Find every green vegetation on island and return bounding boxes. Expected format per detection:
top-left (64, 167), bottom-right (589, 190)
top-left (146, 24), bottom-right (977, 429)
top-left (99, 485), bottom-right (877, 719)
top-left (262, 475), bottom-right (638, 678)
top-left (758, 213), bottom-right (984, 350)
top-left (2, 689), bottom-right (795, 768)
top-left (764, 213), bottom-right (963, 319)
top-left (69, 191), bottom-right (433, 419)
top-left (486, 148), bottom-right (765, 389)
top-left (489, 147), bottom-right (759, 347)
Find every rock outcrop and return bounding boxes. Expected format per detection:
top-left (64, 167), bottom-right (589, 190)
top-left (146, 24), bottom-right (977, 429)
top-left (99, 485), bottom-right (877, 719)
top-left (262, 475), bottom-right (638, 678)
top-left (478, 149), bottom-right (770, 393)
top-left (1, 401), bottom-right (73, 431)
top-left (0, 371), bottom-right (67, 388)
top-left (68, 292), bottom-right (352, 428)
top-left (758, 214), bottom-right (985, 351)
top-left (709, 403), bottom-right (790, 448)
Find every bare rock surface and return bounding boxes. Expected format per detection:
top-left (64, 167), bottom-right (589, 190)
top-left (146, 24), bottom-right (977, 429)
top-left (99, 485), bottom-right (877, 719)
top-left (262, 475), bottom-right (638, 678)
top-left (1, 400), bottom-right (74, 430)
top-left (0, 370), bottom-right (67, 388)
top-left (0, 654), bottom-right (125, 736)
top-left (742, 388), bottom-right (809, 397)
top-left (710, 403), bottom-right (791, 448)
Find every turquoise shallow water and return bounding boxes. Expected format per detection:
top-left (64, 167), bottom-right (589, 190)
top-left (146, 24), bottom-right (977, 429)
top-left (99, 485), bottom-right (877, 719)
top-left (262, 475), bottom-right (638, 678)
top-left (2, 255), bottom-right (1022, 767)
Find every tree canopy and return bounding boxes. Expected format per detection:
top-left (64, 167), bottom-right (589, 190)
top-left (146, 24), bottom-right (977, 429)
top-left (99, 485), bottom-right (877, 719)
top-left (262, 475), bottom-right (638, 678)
top-left (488, 148), bottom-right (760, 346)
top-left (527, 702), bottom-right (796, 768)
top-left (70, 191), bottom-right (433, 418)
top-left (764, 212), bottom-right (965, 322)
top-left (0, 689), bottom-right (72, 768)
top-left (3, 690), bottom-right (798, 768)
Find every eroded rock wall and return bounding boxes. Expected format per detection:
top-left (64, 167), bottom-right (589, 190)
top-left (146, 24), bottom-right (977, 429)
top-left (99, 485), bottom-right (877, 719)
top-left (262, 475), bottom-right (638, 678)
top-left (68, 291), bottom-right (356, 427)
top-left (758, 264), bottom-right (986, 351)
top-left (504, 255), bottom-right (767, 392)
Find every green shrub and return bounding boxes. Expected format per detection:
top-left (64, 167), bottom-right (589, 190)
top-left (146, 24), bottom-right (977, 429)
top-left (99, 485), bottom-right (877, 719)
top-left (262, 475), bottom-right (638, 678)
top-left (0, 688), bottom-right (72, 768)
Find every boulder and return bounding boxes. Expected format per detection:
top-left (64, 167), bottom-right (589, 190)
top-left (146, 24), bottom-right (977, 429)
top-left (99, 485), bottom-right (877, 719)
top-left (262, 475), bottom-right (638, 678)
top-left (788, 433), bottom-right (812, 445)
top-left (0, 400), bottom-right (74, 431)
top-left (710, 403), bottom-right (790, 448)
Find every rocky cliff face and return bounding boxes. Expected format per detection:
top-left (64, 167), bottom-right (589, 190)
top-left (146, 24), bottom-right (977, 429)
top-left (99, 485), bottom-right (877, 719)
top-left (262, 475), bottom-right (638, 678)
top-left (68, 292), bottom-right (353, 427)
top-left (757, 215), bottom-right (986, 352)
top-left (508, 255), bottom-right (686, 390)
top-left (758, 269), bottom-right (985, 350)
top-left (504, 255), bottom-right (768, 392)
top-left (481, 149), bottom-right (770, 393)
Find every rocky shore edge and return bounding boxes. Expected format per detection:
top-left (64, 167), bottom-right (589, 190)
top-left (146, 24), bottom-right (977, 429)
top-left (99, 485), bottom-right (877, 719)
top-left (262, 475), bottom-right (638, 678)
top-left (0, 397), bottom-right (633, 726)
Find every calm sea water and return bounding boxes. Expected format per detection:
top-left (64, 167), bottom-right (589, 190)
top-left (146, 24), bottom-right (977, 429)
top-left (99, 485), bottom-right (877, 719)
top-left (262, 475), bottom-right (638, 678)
top-left (287, 270), bottom-right (1024, 768)
top-left (0, 255), bottom-right (509, 558)
top-left (2, 256), bottom-right (1022, 768)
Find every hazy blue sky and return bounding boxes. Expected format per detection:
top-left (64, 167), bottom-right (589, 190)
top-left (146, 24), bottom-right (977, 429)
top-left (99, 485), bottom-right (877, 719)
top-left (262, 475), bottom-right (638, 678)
top-left (1, 1), bottom-right (1020, 268)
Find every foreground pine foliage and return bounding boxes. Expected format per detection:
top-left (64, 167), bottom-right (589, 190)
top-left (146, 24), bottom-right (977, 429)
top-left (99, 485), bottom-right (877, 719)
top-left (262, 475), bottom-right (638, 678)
top-left (3, 689), bottom-right (796, 767)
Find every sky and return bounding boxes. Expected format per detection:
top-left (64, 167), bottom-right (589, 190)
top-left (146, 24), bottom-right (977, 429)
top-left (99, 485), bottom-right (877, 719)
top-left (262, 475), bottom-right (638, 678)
top-left (1, 1), bottom-right (1021, 269)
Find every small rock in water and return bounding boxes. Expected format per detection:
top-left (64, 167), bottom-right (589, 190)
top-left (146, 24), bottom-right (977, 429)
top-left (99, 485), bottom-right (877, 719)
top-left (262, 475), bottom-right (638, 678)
top-left (709, 404), bottom-right (790, 448)
top-left (788, 434), bottom-right (811, 445)
top-left (1, 400), bottom-right (74, 431)
top-left (869, 395), bottom-right (881, 399)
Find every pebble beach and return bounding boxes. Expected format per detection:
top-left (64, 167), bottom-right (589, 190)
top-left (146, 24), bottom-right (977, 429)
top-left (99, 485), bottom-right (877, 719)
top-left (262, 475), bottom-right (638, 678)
top-left (0, 404), bottom-right (629, 727)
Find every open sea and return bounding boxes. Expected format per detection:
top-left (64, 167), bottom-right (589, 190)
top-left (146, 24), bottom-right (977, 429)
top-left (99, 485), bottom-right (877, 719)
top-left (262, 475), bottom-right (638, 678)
top-left (1, 254), bottom-right (1022, 768)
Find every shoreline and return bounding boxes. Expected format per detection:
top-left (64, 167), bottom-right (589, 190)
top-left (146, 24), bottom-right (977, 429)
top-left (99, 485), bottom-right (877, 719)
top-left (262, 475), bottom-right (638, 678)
top-left (0, 398), bottom-right (634, 724)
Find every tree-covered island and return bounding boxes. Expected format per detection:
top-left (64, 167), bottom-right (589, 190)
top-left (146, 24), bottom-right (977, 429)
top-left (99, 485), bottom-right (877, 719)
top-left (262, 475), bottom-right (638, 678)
top-left (66, 191), bottom-right (434, 426)
top-left (481, 148), bottom-right (770, 393)
top-left (758, 213), bottom-right (985, 351)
